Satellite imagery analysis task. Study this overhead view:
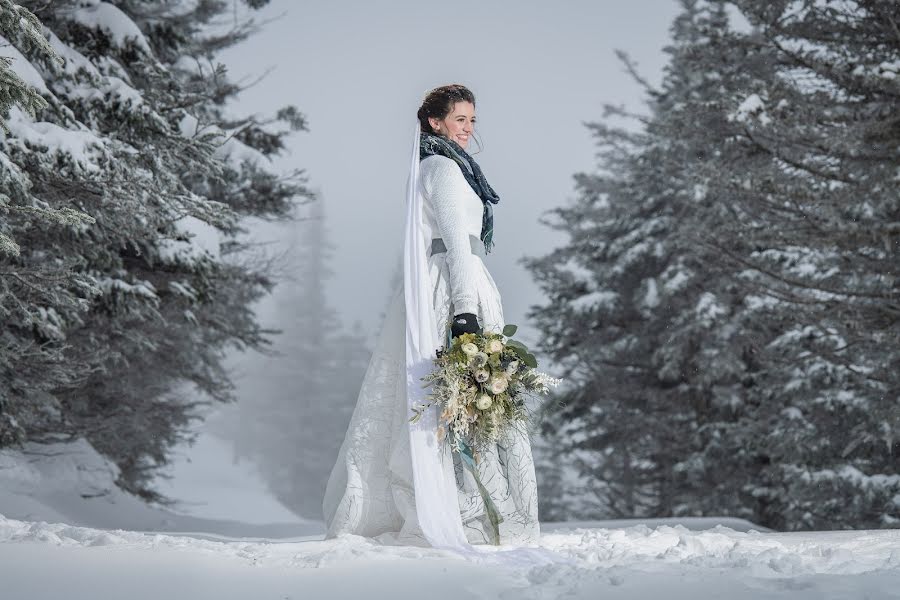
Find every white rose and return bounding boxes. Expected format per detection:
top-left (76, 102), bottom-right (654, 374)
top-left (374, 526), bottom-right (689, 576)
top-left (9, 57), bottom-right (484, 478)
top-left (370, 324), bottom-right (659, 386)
top-left (488, 376), bottom-right (508, 394)
top-left (474, 368), bottom-right (490, 383)
top-left (486, 339), bottom-right (504, 354)
top-left (471, 351), bottom-right (488, 367)
top-left (475, 394), bottom-right (493, 410)
top-left (461, 342), bottom-right (478, 356)
top-left (505, 360), bottom-right (519, 375)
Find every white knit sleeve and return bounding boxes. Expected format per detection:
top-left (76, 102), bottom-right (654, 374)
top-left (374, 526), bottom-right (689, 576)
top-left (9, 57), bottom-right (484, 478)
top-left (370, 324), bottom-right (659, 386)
top-left (421, 155), bottom-right (480, 316)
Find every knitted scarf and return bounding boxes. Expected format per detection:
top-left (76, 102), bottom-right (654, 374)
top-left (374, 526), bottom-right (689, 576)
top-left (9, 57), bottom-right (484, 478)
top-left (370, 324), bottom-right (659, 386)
top-left (419, 131), bottom-right (500, 253)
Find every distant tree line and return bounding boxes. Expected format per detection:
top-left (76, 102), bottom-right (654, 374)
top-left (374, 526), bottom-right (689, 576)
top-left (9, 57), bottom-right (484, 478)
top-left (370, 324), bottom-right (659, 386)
top-left (216, 198), bottom-right (371, 520)
top-left (528, 0), bottom-right (899, 530)
top-left (0, 0), bottom-right (312, 501)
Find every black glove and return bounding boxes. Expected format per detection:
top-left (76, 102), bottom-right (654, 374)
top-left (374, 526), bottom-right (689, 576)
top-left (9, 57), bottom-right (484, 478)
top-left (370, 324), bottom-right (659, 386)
top-left (451, 312), bottom-right (480, 338)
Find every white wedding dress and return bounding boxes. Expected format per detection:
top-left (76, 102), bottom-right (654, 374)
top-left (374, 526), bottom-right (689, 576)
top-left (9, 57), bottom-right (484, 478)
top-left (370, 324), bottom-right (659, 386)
top-left (322, 152), bottom-right (540, 546)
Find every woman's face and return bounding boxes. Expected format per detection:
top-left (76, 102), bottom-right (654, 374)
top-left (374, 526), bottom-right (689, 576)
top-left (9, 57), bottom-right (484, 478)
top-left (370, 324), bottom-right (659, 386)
top-left (429, 101), bottom-right (476, 150)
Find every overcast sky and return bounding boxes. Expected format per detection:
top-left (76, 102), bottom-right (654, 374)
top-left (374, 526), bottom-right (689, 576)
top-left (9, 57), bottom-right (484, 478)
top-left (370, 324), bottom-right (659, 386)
top-left (219, 0), bottom-right (681, 353)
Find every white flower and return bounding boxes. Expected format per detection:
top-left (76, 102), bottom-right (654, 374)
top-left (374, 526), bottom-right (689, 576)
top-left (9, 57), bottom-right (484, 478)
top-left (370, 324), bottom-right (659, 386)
top-left (474, 368), bottom-right (490, 383)
top-left (461, 342), bottom-right (478, 356)
top-left (488, 376), bottom-right (508, 394)
top-left (486, 339), bottom-right (504, 354)
top-left (505, 360), bottom-right (520, 375)
top-left (471, 351), bottom-right (488, 367)
top-left (475, 394), bottom-right (493, 410)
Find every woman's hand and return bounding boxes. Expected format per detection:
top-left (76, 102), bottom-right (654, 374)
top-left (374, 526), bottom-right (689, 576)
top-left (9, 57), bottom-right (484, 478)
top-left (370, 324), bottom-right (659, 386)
top-left (451, 312), bottom-right (480, 338)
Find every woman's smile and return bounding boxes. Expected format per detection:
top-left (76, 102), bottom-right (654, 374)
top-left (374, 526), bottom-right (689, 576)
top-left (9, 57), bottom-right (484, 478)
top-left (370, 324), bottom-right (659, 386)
top-left (429, 100), bottom-right (476, 150)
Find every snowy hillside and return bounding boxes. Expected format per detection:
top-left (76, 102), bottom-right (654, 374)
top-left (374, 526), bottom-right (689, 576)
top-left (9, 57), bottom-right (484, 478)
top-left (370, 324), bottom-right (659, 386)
top-left (151, 430), bottom-right (310, 528)
top-left (0, 435), bottom-right (320, 539)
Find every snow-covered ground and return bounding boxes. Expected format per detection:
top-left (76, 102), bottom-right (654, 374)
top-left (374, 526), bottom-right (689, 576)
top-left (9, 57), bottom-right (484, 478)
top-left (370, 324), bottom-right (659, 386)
top-left (151, 430), bottom-right (310, 528)
top-left (2, 515), bottom-right (899, 599)
top-left (2, 436), bottom-right (898, 599)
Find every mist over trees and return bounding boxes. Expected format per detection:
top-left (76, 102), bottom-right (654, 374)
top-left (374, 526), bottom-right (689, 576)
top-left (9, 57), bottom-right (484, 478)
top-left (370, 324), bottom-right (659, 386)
top-left (527, 0), bottom-right (900, 530)
top-left (217, 198), bottom-right (370, 520)
top-left (0, 0), bottom-right (312, 500)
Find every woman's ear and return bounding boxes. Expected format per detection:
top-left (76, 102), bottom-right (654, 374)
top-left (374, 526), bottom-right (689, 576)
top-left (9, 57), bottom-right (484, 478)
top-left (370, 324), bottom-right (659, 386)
top-left (428, 117), bottom-right (441, 133)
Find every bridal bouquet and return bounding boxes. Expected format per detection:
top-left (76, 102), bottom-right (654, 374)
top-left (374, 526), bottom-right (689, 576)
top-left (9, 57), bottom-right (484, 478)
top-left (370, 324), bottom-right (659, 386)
top-left (410, 323), bottom-right (561, 543)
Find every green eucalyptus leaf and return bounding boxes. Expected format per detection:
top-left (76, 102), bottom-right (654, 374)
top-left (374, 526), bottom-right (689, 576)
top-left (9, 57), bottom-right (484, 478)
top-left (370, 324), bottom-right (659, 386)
top-left (506, 339), bottom-right (529, 352)
top-left (507, 345), bottom-right (527, 360)
top-left (508, 341), bottom-right (533, 357)
top-left (523, 353), bottom-right (538, 368)
top-left (502, 324), bottom-right (518, 337)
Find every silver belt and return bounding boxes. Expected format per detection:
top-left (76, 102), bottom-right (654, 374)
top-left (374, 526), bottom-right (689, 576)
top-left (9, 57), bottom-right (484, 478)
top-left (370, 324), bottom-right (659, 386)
top-left (429, 234), bottom-right (485, 258)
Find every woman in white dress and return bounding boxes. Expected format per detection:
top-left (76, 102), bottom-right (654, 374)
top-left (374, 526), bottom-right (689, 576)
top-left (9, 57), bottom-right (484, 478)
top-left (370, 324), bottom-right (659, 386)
top-left (322, 84), bottom-right (540, 547)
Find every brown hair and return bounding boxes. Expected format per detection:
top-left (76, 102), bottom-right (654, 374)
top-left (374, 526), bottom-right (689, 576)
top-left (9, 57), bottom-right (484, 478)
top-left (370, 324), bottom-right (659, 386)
top-left (417, 84), bottom-right (476, 135)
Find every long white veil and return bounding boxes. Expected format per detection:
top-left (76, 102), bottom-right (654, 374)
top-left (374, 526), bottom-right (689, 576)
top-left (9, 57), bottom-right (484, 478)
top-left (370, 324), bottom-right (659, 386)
top-left (402, 119), bottom-right (470, 549)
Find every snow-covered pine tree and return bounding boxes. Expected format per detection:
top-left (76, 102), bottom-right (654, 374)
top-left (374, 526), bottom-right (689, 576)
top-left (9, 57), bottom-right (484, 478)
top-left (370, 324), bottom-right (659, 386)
top-left (527, 0), bottom-right (899, 530)
top-left (525, 1), bottom-right (758, 522)
top-left (0, 0), bottom-right (100, 446)
top-left (1, 0), bottom-right (312, 498)
top-left (696, 0), bottom-right (900, 530)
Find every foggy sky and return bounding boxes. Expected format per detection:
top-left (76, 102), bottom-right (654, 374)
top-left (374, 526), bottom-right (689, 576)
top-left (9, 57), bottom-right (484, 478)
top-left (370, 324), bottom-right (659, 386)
top-left (219, 0), bottom-right (681, 351)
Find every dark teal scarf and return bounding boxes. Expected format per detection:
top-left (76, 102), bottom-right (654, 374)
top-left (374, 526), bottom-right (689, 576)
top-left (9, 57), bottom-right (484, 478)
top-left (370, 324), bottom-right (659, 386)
top-left (420, 132), bottom-right (500, 253)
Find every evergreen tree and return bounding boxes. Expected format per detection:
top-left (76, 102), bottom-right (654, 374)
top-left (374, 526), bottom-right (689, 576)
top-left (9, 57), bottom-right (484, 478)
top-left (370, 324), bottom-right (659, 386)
top-left (0, 0), bottom-right (312, 499)
top-left (527, 0), bottom-right (899, 529)
top-left (526, 1), bottom-right (750, 521)
top-left (701, 0), bottom-right (900, 530)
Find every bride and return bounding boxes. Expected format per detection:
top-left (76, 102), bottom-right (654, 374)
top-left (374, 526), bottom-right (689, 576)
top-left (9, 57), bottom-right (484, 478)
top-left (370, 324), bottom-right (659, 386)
top-left (322, 84), bottom-right (540, 548)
